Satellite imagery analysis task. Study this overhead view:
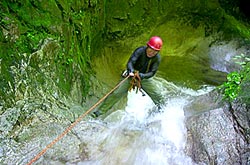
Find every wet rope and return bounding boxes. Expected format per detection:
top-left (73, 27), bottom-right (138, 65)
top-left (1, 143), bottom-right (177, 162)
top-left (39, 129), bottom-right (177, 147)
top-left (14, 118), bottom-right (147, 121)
top-left (26, 75), bottom-right (130, 165)
top-left (129, 71), bottom-right (145, 96)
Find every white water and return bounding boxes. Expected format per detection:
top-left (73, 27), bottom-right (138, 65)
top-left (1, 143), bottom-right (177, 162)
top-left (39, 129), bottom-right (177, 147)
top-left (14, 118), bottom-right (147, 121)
top-left (0, 78), bottom-right (215, 165)
top-left (77, 78), bottom-right (213, 165)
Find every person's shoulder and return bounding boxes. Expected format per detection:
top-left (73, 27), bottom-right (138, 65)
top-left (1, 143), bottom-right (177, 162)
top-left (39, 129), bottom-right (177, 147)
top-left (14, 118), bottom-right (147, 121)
top-left (132, 46), bottom-right (146, 55)
top-left (135, 46), bottom-right (146, 51)
top-left (155, 53), bottom-right (161, 61)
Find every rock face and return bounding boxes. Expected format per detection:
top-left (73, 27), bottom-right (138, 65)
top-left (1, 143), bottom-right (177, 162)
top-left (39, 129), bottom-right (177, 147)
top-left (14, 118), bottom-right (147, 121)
top-left (1, 1), bottom-right (250, 164)
top-left (185, 91), bottom-right (250, 165)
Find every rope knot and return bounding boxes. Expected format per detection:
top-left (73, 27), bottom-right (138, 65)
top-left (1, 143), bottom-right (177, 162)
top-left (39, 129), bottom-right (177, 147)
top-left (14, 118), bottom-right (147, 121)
top-left (129, 71), bottom-right (145, 96)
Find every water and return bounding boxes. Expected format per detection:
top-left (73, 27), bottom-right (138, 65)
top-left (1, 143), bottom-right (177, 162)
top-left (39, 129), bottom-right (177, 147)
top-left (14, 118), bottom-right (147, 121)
top-left (0, 77), bottom-right (215, 165)
top-left (209, 40), bottom-right (248, 73)
top-left (0, 68), bottom-right (216, 165)
top-left (73, 78), bottom-right (213, 165)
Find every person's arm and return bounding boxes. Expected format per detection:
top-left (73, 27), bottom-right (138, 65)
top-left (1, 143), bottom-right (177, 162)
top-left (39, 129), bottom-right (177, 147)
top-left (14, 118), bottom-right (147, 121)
top-left (127, 47), bottom-right (143, 74)
top-left (139, 55), bottom-right (160, 79)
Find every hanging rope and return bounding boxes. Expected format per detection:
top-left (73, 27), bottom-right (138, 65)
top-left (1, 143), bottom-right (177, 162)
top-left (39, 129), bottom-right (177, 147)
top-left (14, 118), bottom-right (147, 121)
top-left (129, 71), bottom-right (145, 96)
top-left (26, 75), bottom-right (130, 165)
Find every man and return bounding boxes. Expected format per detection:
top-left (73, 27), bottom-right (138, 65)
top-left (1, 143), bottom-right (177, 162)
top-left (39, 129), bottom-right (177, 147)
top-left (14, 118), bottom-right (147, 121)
top-left (92, 36), bottom-right (164, 118)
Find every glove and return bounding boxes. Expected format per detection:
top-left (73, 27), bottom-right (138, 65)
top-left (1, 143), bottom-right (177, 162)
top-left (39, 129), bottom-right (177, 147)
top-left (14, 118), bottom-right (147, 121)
top-left (129, 72), bottom-right (134, 77)
top-left (121, 70), bottom-right (128, 77)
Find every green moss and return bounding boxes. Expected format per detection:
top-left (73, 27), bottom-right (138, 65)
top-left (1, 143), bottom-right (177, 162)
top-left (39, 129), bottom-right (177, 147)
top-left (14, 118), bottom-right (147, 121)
top-left (1, 0), bottom-right (250, 108)
top-left (0, 0), bottom-right (105, 108)
top-left (239, 65), bottom-right (250, 104)
top-left (222, 14), bottom-right (250, 39)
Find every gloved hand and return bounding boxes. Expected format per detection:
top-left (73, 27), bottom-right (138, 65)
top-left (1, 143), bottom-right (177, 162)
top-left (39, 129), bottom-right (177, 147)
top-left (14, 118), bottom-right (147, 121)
top-left (129, 71), bottom-right (141, 91)
top-left (122, 70), bottom-right (129, 77)
top-left (129, 72), bottom-right (134, 77)
top-left (129, 72), bottom-right (142, 81)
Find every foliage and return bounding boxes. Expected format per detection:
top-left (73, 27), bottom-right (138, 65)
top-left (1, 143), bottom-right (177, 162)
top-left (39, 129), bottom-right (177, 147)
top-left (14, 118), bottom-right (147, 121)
top-left (238, 64), bottom-right (250, 105)
top-left (234, 53), bottom-right (250, 66)
top-left (220, 71), bottom-right (242, 100)
top-left (219, 53), bottom-right (250, 101)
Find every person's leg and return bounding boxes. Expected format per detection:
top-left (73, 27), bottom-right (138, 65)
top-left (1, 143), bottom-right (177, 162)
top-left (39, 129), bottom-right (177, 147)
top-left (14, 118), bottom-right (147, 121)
top-left (141, 78), bottom-right (165, 107)
top-left (92, 78), bottom-right (131, 117)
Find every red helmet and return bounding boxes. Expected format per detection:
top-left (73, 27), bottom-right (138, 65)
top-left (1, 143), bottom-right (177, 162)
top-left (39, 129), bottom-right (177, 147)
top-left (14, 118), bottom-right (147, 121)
top-left (147, 36), bottom-right (163, 51)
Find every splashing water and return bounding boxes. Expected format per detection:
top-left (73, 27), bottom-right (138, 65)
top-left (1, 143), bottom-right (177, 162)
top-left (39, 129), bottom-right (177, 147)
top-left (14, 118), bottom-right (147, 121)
top-left (0, 78), bottom-right (213, 165)
top-left (75, 78), bottom-right (210, 165)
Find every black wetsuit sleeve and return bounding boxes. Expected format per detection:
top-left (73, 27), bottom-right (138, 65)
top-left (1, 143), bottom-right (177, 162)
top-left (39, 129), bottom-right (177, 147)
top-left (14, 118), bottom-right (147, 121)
top-left (127, 47), bottom-right (143, 73)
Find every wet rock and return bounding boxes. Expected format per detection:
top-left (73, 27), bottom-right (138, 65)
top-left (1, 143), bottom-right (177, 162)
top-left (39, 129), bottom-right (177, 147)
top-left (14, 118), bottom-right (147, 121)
top-left (184, 89), bottom-right (223, 117)
top-left (209, 40), bottom-right (249, 73)
top-left (185, 92), bottom-right (250, 165)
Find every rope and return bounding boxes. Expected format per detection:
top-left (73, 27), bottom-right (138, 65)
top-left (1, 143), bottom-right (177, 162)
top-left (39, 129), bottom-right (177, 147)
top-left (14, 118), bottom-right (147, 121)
top-left (26, 75), bottom-right (130, 165)
top-left (129, 71), bottom-right (145, 96)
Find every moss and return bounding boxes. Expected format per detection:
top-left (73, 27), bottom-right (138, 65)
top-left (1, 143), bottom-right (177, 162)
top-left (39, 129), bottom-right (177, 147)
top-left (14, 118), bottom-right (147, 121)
top-left (0, 0), bottom-right (105, 108)
top-left (221, 14), bottom-right (250, 39)
top-left (238, 63), bottom-right (250, 104)
top-left (104, 0), bottom-right (169, 39)
top-left (1, 0), bottom-right (250, 108)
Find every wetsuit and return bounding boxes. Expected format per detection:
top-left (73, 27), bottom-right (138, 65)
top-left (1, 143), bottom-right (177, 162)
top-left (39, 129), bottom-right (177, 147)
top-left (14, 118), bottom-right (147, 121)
top-left (93, 46), bottom-right (164, 117)
top-left (127, 46), bottom-right (160, 79)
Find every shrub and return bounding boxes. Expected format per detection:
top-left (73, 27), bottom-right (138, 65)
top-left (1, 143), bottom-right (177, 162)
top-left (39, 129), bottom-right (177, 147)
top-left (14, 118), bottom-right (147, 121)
top-left (219, 53), bottom-right (250, 101)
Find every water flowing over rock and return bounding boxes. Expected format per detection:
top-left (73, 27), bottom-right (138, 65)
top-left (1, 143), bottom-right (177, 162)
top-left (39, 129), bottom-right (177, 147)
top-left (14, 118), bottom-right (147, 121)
top-left (1, 0), bottom-right (250, 164)
top-left (209, 40), bottom-right (250, 73)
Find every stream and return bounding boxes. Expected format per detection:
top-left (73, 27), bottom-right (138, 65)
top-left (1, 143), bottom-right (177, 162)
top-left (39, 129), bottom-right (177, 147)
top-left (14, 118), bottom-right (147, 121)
top-left (0, 76), bottom-right (214, 165)
top-left (77, 78), bottom-right (214, 165)
top-left (0, 38), bottom-right (247, 165)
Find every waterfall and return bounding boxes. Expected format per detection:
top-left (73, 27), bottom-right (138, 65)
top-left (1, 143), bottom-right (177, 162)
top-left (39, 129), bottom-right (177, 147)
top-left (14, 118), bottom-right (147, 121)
top-left (0, 72), bottom-right (215, 165)
top-left (75, 78), bottom-right (214, 165)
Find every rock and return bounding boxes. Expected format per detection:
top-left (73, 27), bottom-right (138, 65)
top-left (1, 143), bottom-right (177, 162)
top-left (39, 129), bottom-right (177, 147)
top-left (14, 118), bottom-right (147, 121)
top-left (185, 91), bottom-right (250, 164)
